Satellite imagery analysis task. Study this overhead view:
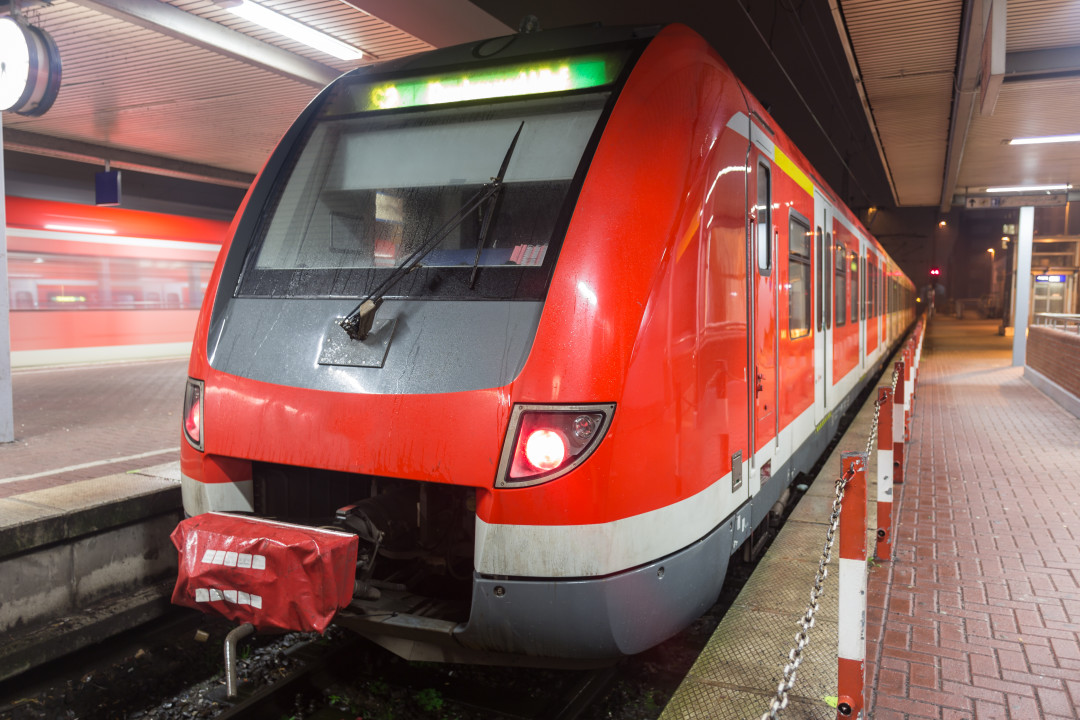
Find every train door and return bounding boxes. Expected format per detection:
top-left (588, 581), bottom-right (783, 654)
top-left (812, 191), bottom-right (833, 424)
top-left (862, 251), bottom-right (871, 361)
top-left (749, 146), bottom-right (777, 458)
top-left (857, 244), bottom-right (866, 370)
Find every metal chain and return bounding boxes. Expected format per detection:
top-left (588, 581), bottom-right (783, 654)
top-left (762, 325), bottom-right (922, 717)
top-left (760, 387), bottom-right (886, 720)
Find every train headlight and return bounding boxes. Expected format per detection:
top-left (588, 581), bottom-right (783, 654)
top-left (183, 378), bottom-right (204, 451)
top-left (495, 404), bottom-right (615, 488)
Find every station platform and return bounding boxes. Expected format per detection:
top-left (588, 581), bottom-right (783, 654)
top-left (868, 318), bottom-right (1080, 719)
top-left (0, 359), bottom-right (189, 679)
top-left (5, 320), bottom-right (1080, 714)
top-left (1, 358), bottom-right (187, 497)
top-left (663, 317), bottom-right (1080, 719)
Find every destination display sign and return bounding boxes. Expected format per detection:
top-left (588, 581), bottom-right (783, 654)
top-left (965, 193), bottom-right (1068, 209)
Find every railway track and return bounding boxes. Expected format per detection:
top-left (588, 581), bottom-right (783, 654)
top-left (215, 637), bottom-right (619, 720)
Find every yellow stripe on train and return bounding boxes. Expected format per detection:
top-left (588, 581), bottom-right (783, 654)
top-left (774, 146), bottom-right (815, 196)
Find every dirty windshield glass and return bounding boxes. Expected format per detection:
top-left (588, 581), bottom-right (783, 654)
top-left (237, 90), bottom-right (609, 301)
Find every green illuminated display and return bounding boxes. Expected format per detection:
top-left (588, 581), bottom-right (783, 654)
top-left (359, 55), bottom-right (619, 112)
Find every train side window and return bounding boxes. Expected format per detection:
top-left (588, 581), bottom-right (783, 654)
top-left (788, 213), bottom-right (811, 339)
top-left (756, 162), bottom-right (771, 275)
top-left (860, 256), bottom-right (867, 320)
top-left (876, 265), bottom-right (882, 317)
top-left (815, 227), bottom-right (824, 332)
top-left (850, 249), bottom-right (859, 324)
top-left (824, 232), bottom-right (832, 329)
top-left (14, 291), bottom-right (35, 309)
top-left (833, 240), bottom-right (846, 327)
top-left (866, 258), bottom-right (872, 319)
top-left (7, 251), bottom-right (213, 312)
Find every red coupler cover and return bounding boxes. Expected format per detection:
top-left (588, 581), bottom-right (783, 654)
top-left (171, 512), bottom-right (358, 633)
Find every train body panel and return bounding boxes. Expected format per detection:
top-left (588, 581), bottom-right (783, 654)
top-left (176, 23), bottom-right (916, 662)
top-left (4, 197), bottom-right (227, 366)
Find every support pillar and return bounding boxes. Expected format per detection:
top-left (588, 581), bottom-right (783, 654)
top-left (1012, 205), bottom-right (1034, 367)
top-left (1, 119), bottom-right (14, 444)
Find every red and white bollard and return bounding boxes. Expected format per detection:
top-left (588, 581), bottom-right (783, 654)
top-left (838, 451), bottom-right (867, 718)
top-left (875, 387), bottom-right (894, 562)
top-left (893, 360), bottom-right (905, 485)
top-left (912, 325), bottom-right (924, 410)
top-left (903, 347), bottom-right (913, 440)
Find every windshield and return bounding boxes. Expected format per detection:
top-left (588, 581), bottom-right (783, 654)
top-left (237, 89), bottom-right (610, 301)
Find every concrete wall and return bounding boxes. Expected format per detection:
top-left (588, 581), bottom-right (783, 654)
top-left (0, 467), bottom-right (183, 680)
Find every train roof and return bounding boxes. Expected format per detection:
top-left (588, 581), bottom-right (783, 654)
top-left (345, 23), bottom-right (660, 80)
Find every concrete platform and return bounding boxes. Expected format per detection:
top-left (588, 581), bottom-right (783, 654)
top-left (0, 359), bottom-right (189, 677)
top-left (0, 462), bottom-right (184, 680)
top-left (662, 353), bottom-right (891, 719)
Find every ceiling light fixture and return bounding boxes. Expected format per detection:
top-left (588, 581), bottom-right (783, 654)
top-left (0, 15), bottom-right (62, 116)
top-left (1008, 133), bottom-right (1080, 145)
top-left (985, 184), bottom-right (1072, 193)
top-left (225, 0), bottom-right (363, 61)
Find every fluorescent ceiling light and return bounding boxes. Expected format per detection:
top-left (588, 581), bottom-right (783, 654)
top-left (226, 0), bottom-right (363, 61)
top-left (985, 184), bottom-right (1072, 193)
top-left (1009, 133), bottom-right (1080, 145)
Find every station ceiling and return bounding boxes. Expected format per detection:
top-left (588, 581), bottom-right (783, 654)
top-left (2, 0), bottom-right (1078, 219)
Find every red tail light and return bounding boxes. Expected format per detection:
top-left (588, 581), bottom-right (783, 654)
top-left (524, 430), bottom-right (567, 470)
top-left (183, 378), bottom-right (204, 451)
top-left (496, 404), bottom-right (615, 488)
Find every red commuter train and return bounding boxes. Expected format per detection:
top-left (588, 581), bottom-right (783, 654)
top-left (5, 197), bottom-right (227, 366)
top-left (178, 23), bottom-right (915, 663)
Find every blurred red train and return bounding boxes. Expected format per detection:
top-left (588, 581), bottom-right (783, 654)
top-left (176, 24), bottom-right (916, 664)
top-left (5, 196), bottom-right (228, 366)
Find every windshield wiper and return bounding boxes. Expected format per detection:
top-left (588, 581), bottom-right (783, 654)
top-left (468, 122), bottom-right (524, 288)
top-left (339, 122), bottom-right (526, 341)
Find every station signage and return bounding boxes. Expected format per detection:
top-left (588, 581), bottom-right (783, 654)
top-left (1035, 274), bottom-right (1066, 283)
top-left (966, 193), bottom-right (1068, 208)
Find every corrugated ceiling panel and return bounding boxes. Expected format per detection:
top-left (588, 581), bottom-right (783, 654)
top-left (841, 0), bottom-right (960, 76)
top-left (168, 0), bottom-right (432, 70)
top-left (840, 0), bottom-right (962, 205)
top-left (8, 0), bottom-right (322, 173)
top-left (959, 76), bottom-right (1080, 190)
top-left (6, 0), bottom-right (434, 176)
top-left (1006, 0), bottom-right (1080, 52)
top-left (864, 75), bottom-right (955, 205)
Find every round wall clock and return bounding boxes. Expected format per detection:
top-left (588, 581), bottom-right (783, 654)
top-left (0, 16), bottom-right (62, 116)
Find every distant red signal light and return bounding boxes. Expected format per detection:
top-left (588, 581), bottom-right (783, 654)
top-left (929, 267), bottom-right (941, 276)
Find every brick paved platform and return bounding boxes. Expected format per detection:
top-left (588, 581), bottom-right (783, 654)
top-left (0, 358), bottom-right (187, 498)
top-left (867, 317), bottom-right (1080, 719)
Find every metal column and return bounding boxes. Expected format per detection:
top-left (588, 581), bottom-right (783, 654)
top-left (1, 120), bottom-right (14, 443)
top-left (1012, 205), bottom-right (1034, 367)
